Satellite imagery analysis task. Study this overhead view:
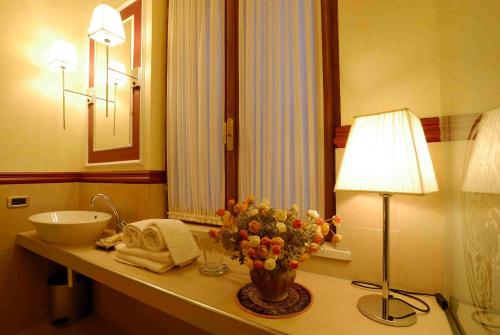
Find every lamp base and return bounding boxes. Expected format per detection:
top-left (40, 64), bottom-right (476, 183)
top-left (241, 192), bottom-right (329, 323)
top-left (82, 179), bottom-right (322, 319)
top-left (357, 294), bottom-right (417, 327)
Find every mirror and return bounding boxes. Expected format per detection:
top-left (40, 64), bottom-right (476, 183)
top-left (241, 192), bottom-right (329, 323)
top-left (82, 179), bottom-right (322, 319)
top-left (93, 17), bottom-right (133, 150)
top-left (87, 0), bottom-right (141, 164)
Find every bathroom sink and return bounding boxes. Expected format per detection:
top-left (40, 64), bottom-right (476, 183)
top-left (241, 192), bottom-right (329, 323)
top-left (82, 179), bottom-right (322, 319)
top-left (29, 211), bottom-right (112, 245)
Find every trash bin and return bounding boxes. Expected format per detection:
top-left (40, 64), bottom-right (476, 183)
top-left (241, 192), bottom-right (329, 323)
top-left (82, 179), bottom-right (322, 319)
top-left (48, 272), bottom-right (92, 326)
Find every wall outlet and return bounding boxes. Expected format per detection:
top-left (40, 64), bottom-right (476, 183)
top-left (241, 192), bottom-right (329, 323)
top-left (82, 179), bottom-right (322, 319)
top-left (7, 196), bottom-right (29, 208)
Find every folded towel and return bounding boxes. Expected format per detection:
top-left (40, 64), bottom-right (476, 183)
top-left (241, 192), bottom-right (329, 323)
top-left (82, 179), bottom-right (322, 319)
top-left (141, 219), bottom-right (200, 265)
top-left (115, 243), bottom-right (172, 264)
top-left (141, 224), bottom-right (167, 252)
top-left (122, 219), bottom-right (155, 248)
top-left (115, 253), bottom-right (174, 274)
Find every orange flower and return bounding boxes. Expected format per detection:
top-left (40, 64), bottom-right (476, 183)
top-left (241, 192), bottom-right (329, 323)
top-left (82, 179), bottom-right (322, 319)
top-left (247, 247), bottom-right (257, 258)
top-left (254, 260), bottom-right (264, 270)
top-left (332, 215), bottom-right (342, 227)
top-left (271, 244), bottom-right (281, 255)
top-left (248, 220), bottom-right (261, 233)
top-left (289, 260), bottom-right (299, 269)
top-left (216, 208), bottom-right (226, 217)
top-left (208, 229), bottom-right (219, 239)
top-left (299, 253), bottom-right (310, 262)
top-left (245, 258), bottom-right (254, 269)
top-left (313, 234), bottom-right (323, 244)
top-left (245, 195), bottom-right (255, 204)
top-left (293, 219), bottom-right (303, 229)
top-left (271, 237), bottom-right (285, 247)
top-left (332, 234), bottom-right (343, 243)
top-left (260, 236), bottom-right (271, 247)
top-left (240, 240), bottom-right (250, 249)
top-left (309, 243), bottom-right (320, 253)
top-left (227, 198), bottom-right (235, 207)
top-left (239, 229), bottom-right (249, 240)
top-left (257, 245), bottom-right (268, 257)
top-left (315, 217), bottom-right (325, 225)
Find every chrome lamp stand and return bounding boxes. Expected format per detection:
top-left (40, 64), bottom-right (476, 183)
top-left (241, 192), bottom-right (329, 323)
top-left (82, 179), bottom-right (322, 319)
top-left (357, 193), bottom-right (417, 327)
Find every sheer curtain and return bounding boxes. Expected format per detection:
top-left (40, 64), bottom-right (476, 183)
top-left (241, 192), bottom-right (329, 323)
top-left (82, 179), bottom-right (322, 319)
top-left (238, 0), bottom-right (325, 214)
top-left (166, 0), bottom-right (225, 224)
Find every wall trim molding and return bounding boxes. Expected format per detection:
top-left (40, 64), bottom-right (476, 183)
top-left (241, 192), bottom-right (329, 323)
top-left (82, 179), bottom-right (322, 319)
top-left (334, 116), bottom-right (441, 148)
top-left (0, 170), bottom-right (166, 185)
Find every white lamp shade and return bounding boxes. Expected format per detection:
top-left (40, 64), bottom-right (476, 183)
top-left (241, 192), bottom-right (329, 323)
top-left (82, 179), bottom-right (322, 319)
top-left (108, 60), bottom-right (128, 85)
top-left (47, 38), bottom-right (79, 71)
top-left (462, 108), bottom-right (500, 194)
top-left (335, 109), bottom-right (438, 195)
top-left (88, 4), bottom-right (125, 47)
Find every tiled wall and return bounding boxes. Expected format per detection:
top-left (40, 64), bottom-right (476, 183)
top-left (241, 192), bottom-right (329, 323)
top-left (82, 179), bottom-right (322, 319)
top-left (0, 182), bottom-right (167, 333)
top-left (0, 183), bottom-right (79, 334)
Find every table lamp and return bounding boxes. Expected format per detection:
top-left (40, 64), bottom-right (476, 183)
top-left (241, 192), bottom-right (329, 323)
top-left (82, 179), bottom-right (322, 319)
top-left (335, 108), bottom-right (438, 326)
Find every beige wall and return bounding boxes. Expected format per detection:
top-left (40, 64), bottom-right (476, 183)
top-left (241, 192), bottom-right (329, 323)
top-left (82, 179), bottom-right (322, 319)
top-left (338, 0), bottom-right (441, 125)
top-left (0, 0), bottom-right (166, 173)
top-left (335, 0), bottom-right (447, 293)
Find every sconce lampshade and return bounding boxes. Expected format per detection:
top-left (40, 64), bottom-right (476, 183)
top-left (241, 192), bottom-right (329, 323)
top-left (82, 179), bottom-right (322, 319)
top-left (88, 4), bottom-right (125, 47)
top-left (47, 38), bottom-right (79, 71)
top-left (462, 108), bottom-right (500, 194)
top-left (108, 60), bottom-right (128, 86)
top-left (335, 108), bottom-right (438, 195)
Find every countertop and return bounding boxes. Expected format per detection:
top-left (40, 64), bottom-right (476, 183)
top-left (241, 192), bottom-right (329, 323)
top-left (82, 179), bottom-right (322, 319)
top-left (16, 231), bottom-right (453, 335)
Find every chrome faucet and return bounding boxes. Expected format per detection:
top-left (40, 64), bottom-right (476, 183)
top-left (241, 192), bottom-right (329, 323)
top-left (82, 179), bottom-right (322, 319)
top-left (90, 194), bottom-right (127, 232)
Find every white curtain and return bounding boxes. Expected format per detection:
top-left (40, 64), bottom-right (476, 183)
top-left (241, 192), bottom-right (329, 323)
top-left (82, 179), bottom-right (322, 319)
top-left (238, 0), bottom-right (325, 214)
top-left (166, 0), bottom-right (225, 224)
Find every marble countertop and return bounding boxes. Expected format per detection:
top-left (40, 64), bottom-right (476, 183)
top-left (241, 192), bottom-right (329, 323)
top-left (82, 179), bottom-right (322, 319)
top-left (16, 231), bottom-right (452, 335)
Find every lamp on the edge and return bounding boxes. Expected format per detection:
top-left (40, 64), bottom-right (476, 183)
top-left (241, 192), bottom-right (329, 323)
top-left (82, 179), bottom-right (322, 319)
top-left (88, 3), bottom-right (126, 117)
top-left (87, 4), bottom-right (125, 47)
top-left (335, 108), bottom-right (438, 327)
top-left (48, 38), bottom-right (79, 72)
top-left (48, 38), bottom-right (86, 129)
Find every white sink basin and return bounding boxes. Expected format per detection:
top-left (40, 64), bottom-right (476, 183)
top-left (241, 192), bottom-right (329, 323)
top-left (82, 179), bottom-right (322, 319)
top-left (29, 211), bottom-right (112, 245)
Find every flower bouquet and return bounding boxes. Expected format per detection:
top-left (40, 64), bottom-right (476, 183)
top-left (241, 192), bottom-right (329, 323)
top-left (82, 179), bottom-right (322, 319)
top-left (209, 196), bottom-right (342, 301)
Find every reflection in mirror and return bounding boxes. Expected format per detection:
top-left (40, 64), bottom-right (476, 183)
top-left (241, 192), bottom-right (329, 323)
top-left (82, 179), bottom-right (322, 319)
top-left (93, 16), bottom-right (133, 151)
top-left (458, 108), bottom-right (500, 332)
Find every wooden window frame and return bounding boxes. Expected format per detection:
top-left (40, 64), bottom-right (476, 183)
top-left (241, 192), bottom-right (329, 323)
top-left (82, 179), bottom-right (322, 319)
top-left (223, 0), bottom-right (341, 231)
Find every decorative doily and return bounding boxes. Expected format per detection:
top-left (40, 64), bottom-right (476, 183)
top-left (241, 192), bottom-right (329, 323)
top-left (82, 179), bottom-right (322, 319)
top-left (236, 283), bottom-right (312, 319)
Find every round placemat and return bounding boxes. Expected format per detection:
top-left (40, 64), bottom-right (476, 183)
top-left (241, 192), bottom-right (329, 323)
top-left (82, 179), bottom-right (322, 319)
top-left (236, 282), bottom-right (312, 319)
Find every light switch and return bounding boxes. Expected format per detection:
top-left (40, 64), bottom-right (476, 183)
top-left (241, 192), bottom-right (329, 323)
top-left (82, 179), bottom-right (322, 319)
top-left (7, 196), bottom-right (29, 208)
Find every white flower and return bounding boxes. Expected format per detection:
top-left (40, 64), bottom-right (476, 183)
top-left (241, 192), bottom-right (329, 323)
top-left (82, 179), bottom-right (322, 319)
top-left (321, 223), bottom-right (330, 235)
top-left (264, 258), bottom-right (276, 270)
top-left (249, 235), bottom-right (261, 247)
top-left (258, 199), bottom-right (270, 210)
top-left (275, 209), bottom-right (287, 221)
top-left (248, 208), bottom-right (259, 217)
top-left (276, 221), bottom-right (287, 233)
top-left (307, 209), bottom-right (320, 219)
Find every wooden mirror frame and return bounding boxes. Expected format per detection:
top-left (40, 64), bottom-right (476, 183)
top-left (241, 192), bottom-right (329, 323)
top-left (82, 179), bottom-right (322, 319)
top-left (87, 0), bottom-right (142, 164)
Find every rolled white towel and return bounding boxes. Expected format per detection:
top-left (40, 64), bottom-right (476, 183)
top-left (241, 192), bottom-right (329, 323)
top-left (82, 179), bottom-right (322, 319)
top-left (115, 253), bottom-right (173, 274)
top-left (140, 225), bottom-right (167, 252)
top-left (122, 219), bottom-right (155, 248)
top-left (141, 219), bottom-right (200, 265)
top-left (115, 243), bottom-right (172, 264)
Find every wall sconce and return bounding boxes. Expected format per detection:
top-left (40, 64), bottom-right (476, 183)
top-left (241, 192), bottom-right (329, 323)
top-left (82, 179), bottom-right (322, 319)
top-left (48, 38), bottom-right (93, 130)
top-left (48, 3), bottom-right (138, 130)
top-left (88, 3), bottom-right (125, 117)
